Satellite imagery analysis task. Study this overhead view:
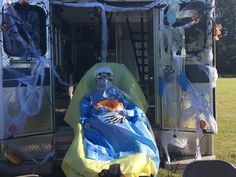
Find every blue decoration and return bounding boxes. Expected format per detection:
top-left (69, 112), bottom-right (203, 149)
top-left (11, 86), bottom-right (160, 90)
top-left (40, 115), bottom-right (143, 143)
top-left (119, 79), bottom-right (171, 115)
top-left (167, 12), bottom-right (177, 24)
top-left (80, 86), bottom-right (160, 170)
top-left (158, 76), bottom-right (164, 96)
top-left (179, 71), bottom-right (188, 91)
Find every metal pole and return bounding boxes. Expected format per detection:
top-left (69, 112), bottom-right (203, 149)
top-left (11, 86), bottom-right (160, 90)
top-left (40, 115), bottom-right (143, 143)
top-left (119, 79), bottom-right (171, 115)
top-left (0, 0), bottom-right (4, 139)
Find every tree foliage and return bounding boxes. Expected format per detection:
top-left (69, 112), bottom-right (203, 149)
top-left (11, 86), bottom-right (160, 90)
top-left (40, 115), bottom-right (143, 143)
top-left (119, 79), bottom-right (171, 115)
top-left (215, 0), bottom-right (236, 75)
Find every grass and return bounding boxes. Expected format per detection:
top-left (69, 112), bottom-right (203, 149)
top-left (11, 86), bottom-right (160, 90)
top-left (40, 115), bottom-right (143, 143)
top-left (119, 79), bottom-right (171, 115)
top-left (158, 78), bottom-right (236, 177)
top-left (158, 168), bottom-right (181, 177)
top-left (215, 78), bottom-right (236, 165)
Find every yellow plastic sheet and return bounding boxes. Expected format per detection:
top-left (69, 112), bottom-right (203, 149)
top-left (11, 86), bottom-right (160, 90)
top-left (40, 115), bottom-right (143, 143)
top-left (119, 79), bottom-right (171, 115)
top-left (62, 63), bottom-right (157, 177)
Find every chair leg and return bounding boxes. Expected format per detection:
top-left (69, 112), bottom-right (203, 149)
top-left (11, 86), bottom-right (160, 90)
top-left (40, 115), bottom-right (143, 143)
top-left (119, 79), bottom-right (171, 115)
top-left (98, 164), bottom-right (124, 177)
top-left (98, 164), bottom-right (153, 177)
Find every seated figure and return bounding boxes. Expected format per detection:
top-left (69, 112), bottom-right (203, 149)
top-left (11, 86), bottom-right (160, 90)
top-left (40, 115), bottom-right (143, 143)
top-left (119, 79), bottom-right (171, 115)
top-left (62, 63), bottom-right (159, 177)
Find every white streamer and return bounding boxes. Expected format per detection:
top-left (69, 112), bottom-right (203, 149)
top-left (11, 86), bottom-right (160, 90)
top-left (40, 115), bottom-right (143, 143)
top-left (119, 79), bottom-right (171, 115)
top-left (2, 3), bottom-right (46, 136)
top-left (53, 0), bottom-right (162, 62)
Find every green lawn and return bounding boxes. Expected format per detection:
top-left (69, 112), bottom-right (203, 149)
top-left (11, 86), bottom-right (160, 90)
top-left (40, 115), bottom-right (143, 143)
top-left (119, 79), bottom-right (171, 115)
top-left (158, 78), bottom-right (236, 177)
top-left (215, 78), bottom-right (236, 165)
top-left (158, 168), bottom-right (181, 177)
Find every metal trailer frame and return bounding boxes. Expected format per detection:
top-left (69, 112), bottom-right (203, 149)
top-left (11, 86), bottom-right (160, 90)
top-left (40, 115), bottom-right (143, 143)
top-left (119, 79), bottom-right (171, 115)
top-left (0, 0), bottom-right (216, 176)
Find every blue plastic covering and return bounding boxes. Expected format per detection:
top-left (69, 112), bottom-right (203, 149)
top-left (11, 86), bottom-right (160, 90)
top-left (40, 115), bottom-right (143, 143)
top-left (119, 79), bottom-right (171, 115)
top-left (179, 71), bottom-right (188, 91)
top-left (158, 76), bottom-right (164, 96)
top-left (79, 86), bottom-right (160, 170)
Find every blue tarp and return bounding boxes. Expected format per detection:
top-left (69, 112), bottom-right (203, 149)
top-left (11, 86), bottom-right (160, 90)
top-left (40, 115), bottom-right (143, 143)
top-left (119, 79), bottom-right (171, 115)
top-left (80, 86), bottom-right (160, 170)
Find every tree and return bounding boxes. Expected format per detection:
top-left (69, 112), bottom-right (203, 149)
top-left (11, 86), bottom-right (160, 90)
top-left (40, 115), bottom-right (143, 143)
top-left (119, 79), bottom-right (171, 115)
top-left (215, 0), bottom-right (236, 75)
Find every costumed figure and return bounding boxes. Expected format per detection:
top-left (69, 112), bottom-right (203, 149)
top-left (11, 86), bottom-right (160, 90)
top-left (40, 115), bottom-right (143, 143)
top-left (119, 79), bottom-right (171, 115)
top-left (62, 63), bottom-right (160, 177)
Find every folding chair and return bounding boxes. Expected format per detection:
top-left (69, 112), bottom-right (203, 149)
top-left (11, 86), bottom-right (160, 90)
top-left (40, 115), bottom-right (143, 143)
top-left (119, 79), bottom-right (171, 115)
top-left (183, 160), bottom-right (236, 177)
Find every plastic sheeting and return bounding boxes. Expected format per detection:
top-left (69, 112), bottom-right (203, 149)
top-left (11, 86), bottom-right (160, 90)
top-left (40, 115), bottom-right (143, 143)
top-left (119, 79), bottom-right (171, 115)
top-left (81, 85), bottom-right (159, 168)
top-left (176, 57), bottom-right (218, 133)
top-left (62, 63), bottom-right (158, 177)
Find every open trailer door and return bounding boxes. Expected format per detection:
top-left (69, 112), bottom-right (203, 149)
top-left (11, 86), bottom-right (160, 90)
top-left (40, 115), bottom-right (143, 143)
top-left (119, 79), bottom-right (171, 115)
top-left (0, 0), bottom-right (54, 175)
top-left (158, 0), bottom-right (218, 164)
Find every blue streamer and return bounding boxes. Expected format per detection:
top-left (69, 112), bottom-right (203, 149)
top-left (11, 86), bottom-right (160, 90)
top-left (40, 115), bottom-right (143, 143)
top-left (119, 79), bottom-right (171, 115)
top-left (179, 71), bottom-right (188, 91)
top-left (158, 76), bottom-right (164, 96)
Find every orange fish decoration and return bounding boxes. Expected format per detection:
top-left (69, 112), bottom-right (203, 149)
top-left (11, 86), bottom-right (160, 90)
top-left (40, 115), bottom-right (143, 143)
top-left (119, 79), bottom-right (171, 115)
top-left (199, 119), bottom-right (206, 129)
top-left (4, 152), bottom-right (21, 165)
top-left (192, 11), bottom-right (199, 22)
top-left (214, 24), bottom-right (222, 41)
top-left (96, 99), bottom-right (124, 112)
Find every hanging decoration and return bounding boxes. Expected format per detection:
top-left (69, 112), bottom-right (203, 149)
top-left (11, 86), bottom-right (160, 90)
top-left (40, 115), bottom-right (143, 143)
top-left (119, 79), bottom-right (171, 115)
top-left (214, 24), bottom-right (222, 41)
top-left (159, 0), bottom-right (218, 163)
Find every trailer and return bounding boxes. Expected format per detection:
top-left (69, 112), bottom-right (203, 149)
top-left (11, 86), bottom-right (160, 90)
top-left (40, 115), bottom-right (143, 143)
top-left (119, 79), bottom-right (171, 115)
top-left (0, 0), bottom-right (218, 176)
